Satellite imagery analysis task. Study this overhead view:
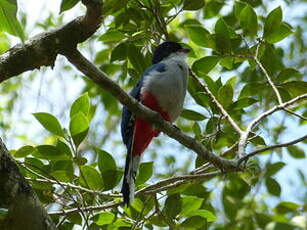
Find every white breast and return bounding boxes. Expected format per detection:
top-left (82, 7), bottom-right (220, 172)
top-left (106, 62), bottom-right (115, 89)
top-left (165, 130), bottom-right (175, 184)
top-left (141, 53), bottom-right (189, 121)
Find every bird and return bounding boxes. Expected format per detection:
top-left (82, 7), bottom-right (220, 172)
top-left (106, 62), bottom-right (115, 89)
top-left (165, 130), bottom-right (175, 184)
top-left (120, 41), bottom-right (190, 206)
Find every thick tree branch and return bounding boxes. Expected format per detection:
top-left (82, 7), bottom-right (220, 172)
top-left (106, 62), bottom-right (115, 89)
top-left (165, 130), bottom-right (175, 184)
top-left (0, 138), bottom-right (56, 230)
top-left (63, 49), bottom-right (239, 171)
top-left (0, 0), bottom-right (102, 82)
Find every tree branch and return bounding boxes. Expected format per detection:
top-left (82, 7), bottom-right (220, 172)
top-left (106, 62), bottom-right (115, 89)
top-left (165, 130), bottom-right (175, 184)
top-left (238, 93), bottom-right (307, 156)
top-left (0, 0), bottom-right (102, 82)
top-left (239, 134), bottom-right (307, 163)
top-left (0, 138), bottom-right (56, 230)
top-left (190, 71), bottom-right (243, 135)
top-left (63, 49), bottom-right (239, 171)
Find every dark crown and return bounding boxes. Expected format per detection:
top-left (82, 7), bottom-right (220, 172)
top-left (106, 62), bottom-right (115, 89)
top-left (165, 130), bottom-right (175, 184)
top-left (152, 41), bottom-right (183, 64)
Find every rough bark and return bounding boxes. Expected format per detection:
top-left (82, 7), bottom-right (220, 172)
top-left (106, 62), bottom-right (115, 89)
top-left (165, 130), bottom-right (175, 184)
top-left (0, 138), bottom-right (56, 230)
top-left (0, 0), bottom-right (102, 83)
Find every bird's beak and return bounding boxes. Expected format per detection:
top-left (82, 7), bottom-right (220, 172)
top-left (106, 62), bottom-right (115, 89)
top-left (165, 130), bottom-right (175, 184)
top-left (179, 48), bottom-right (190, 53)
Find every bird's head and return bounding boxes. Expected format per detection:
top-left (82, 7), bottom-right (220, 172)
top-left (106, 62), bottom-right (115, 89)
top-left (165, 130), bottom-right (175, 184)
top-left (152, 41), bottom-right (190, 64)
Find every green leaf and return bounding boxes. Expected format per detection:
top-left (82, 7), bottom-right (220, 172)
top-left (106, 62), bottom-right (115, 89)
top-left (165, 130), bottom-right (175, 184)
top-left (265, 162), bottom-right (285, 177)
top-left (13, 145), bottom-right (36, 158)
top-left (97, 149), bottom-right (116, 172)
top-left (287, 146), bottom-right (305, 159)
top-left (263, 6), bottom-right (282, 40)
top-left (277, 68), bottom-right (301, 82)
top-left (97, 149), bottom-right (120, 190)
top-left (70, 93), bottom-right (90, 118)
top-left (220, 56), bottom-right (234, 69)
top-left (215, 18), bottom-right (231, 53)
top-left (60, 0), bottom-right (80, 13)
top-left (69, 112), bottom-right (89, 147)
top-left (136, 162), bottom-right (153, 185)
top-left (180, 196), bottom-right (203, 216)
top-left (234, 1), bottom-right (247, 18)
top-left (192, 56), bottom-right (220, 75)
top-left (99, 30), bottom-right (126, 42)
top-left (265, 177), bottom-right (281, 196)
top-left (183, 0), bottom-right (204, 11)
top-left (33, 112), bottom-right (64, 137)
top-left (111, 42), bottom-right (128, 62)
top-left (164, 193), bottom-right (182, 219)
top-left (180, 216), bottom-right (206, 228)
top-left (187, 209), bottom-right (217, 222)
top-left (229, 97), bottom-right (258, 110)
top-left (34, 145), bottom-right (69, 161)
top-left (128, 44), bottom-right (147, 74)
top-left (0, 0), bottom-right (25, 40)
top-left (185, 25), bottom-right (212, 48)
top-left (239, 5), bottom-right (258, 37)
top-left (181, 109), bottom-right (207, 121)
top-left (80, 165), bottom-right (103, 190)
top-left (266, 22), bottom-right (292, 43)
top-left (281, 81), bottom-right (307, 97)
top-left (96, 212), bottom-right (115, 226)
top-left (218, 84), bottom-right (233, 108)
top-left (274, 201), bottom-right (300, 214)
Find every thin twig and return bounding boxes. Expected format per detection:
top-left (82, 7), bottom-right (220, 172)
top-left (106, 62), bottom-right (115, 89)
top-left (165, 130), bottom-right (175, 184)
top-left (254, 43), bottom-right (283, 104)
top-left (284, 108), bottom-right (307, 121)
top-left (190, 71), bottom-right (243, 135)
top-left (238, 93), bottom-right (307, 156)
top-left (239, 134), bottom-right (307, 163)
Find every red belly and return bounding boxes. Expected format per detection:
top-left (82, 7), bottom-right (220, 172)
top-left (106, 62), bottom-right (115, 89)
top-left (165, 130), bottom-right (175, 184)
top-left (132, 91), bottom-right (170, 156)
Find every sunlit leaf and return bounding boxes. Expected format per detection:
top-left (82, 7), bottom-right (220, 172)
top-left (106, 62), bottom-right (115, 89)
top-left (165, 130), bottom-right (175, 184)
top-left (33, 112), bottom-right (64, 137)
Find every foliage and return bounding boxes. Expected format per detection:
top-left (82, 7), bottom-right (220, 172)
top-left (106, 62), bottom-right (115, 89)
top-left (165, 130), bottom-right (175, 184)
top-left (0, 0), bottom-right (306, 229)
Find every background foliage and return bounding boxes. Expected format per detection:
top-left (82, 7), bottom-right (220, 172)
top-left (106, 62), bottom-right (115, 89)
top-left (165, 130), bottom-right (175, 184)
top-left (0, 0), bottom-right (306, 229)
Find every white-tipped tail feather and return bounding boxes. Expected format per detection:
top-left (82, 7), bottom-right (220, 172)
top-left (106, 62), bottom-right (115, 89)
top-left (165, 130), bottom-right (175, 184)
top-left (121, 155), bottom-right (140, 205)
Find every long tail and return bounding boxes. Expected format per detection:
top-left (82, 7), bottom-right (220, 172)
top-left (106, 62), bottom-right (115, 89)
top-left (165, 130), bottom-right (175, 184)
top-left (121, 151), bottom-right (140, 206)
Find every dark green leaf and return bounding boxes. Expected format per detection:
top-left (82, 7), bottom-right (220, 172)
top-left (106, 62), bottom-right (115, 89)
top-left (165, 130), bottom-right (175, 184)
top-left (265, 177), bottom-right (281, 196)
top-left (183, 0), bottom-right (205, 11)
top-left (287, 146), bottom-right (305, 159)
top-left (234, 1), bottom-right (246, 18)
top-left (277, 68), bottom-right (301, 82)
top-left (274, 201), bottom-right (300, 214)
top-left (229, 97), bottom-right (258, 110)
top-left (136, 162), bottom-right (153, 185)
top-left (60, 0), bottom-right (80, 13)
top-left (96, 212), bottom-right (115, 226)
top-left (70, 93), bottom-right (90, 118)
top-left (180, 216), bottom-right (206, 228)
top-left (128, 44), bottom-right (147, 74)
top-left (164, 193), bottom-right (182, 219)
top-left (192, 56), bottom-right (220, 75)
top-left (263, 6), bottom-right (282, 40)
top-left (181, 109), bottom-right (207, 121)
top-left (97, 149), bottom-right (116, 172)
top-left (33, 112), bottom-right (64, 137)
top-left (80, 165), bottom-right (103, 190)
top-left (111, 42), bottom-right (128, 62)
top-left (215, 18), bottom-right (231, 53)
top-left (0, 0), bottom-right (25, 40)
top-left (13, 145), bottom-right (36, 158)
top-left (218, 84), bottom-right (233, 108)
top-left (281, 81), bottom-right (307, 97)
top-left (265, 162), bottom-right (285, 177)
top-left (239, 5), bottom-right (258, 37)
top-left (34, 145), bottom-right (69, 161)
